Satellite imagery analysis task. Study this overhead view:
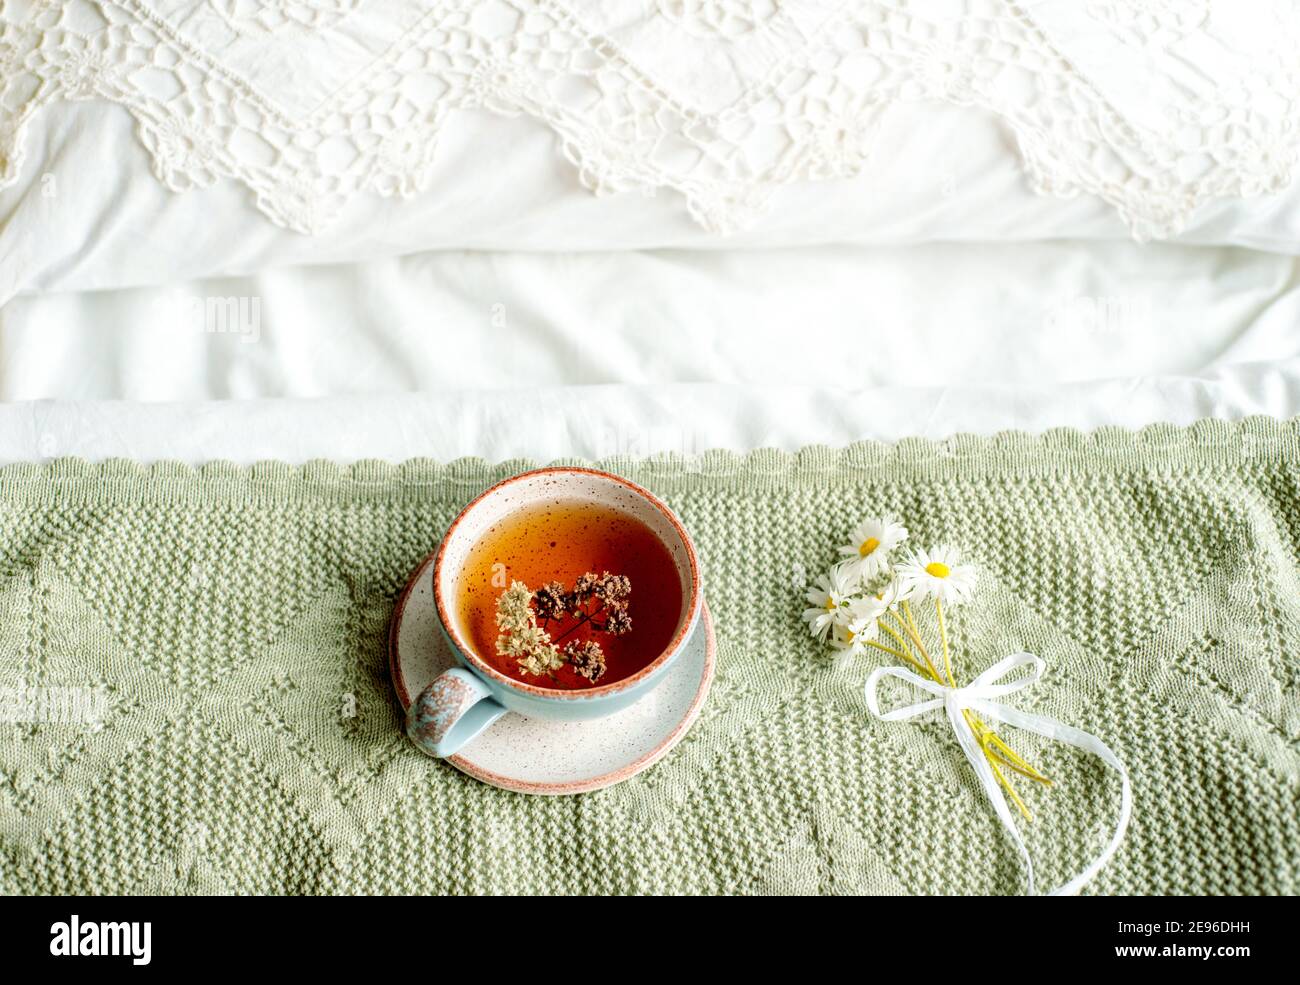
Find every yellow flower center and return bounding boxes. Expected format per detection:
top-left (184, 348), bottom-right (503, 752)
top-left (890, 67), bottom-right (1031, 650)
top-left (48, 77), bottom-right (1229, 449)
top-left (825, 597), bottom-right (837, 611)
top-left (925, 561), bottom-right (951, 578)
top-left (858, 537), bottom-right (881, 557)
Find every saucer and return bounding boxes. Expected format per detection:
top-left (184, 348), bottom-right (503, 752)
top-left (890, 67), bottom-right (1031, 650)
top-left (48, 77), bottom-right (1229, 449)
top-left (388, 550), bottom-right (716, 795)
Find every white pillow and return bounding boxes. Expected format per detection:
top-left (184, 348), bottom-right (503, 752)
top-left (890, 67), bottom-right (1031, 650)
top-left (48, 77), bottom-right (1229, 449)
top-left (3, 0), bottom-right (1299, 296)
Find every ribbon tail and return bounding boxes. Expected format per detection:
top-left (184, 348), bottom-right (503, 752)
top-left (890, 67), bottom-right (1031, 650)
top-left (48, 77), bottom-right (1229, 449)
top-left (969, 699), bottom-right (1132, 897)
top-left (944, 698), bottom-right (1037, 896)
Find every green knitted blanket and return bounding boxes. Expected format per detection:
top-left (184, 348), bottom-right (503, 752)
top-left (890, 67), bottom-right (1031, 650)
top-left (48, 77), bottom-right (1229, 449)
top-left (2, 417), bottom-right (1298, 895)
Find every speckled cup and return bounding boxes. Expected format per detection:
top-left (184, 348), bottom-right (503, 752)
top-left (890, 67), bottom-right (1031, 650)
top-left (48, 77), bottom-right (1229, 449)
top-left (406, 467), bottom-right (702, 758)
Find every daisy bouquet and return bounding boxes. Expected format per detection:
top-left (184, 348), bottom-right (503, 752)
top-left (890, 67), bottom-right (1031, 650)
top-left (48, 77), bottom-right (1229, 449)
top-left (803, 517), bottom-right (1051, 819)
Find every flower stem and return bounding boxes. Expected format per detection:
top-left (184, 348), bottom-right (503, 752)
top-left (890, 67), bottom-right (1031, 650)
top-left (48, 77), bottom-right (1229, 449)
top-left (879, 592), bottom-right (1049, 813)
top-left (983, 746), bottom-right (1032, 821)
top-left (550, 613), bottom-right (593, 645)
top-left (888, 605), bottom-right (944, 684)
top-left (935, 599), bottom-right (955, 687)
top-left (931, 595), bottom-right (1048, 818)
top-left (880, 622), bottom-right (910, 654)
top-left (984, 731), bottom-right (1052, 785)
top-left (866, 639), bottom-right (926, 674)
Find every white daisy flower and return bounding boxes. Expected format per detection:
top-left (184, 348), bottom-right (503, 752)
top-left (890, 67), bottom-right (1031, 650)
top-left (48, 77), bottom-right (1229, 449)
top-left (838, 516), bottom-right (909, 584)
top-left (873, 576), bottom-right (913, 609)
top-left (895, 545), bottom-right (977, 607)
top-left (801, 561), bottom-right (860, 642)
top-left (829, 595), bottom-right (887, 657)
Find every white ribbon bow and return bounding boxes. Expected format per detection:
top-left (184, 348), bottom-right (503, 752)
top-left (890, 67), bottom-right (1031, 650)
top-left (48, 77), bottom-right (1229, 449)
top-left (864, 652), bottom-right (1131, 896)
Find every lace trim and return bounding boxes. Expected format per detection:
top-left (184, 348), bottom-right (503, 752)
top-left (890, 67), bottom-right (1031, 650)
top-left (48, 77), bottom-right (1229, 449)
top-left (1, 417), bottom-right (1294, 500)
top-left (2, 1), bottom-right (1298, 237)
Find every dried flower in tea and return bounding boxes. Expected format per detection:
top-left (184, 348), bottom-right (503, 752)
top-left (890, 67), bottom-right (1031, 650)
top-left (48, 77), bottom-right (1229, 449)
top-left (592, 572), bottom-right (631, 606)
top-left (568, 571), bottom-right (600, 608)
top-left (604, 606), bottom-right (632, 636)
top-left (564, 639), bottom-right (607, 682)
top-left (494, 570), bottom-right (633, 685)
top-left (533, 580), bottom-right (569, 621)
top-left (495, 581), bottom-right (563, 677)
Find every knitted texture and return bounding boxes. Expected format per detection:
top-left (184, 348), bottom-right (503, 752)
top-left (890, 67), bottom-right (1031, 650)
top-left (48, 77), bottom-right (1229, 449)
top-left (1, 417), bottom-right (1298, 895)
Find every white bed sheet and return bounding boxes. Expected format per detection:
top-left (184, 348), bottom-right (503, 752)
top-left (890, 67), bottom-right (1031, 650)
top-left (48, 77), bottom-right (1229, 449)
top-left (2, 240), bottom-right (1297, 464)
top-left (1, 365), bottom-right (1296, 467)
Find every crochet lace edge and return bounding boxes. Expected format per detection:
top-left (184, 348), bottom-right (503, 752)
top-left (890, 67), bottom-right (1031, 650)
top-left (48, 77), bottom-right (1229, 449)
top-left (1, 416), bottom-right (1295, 501)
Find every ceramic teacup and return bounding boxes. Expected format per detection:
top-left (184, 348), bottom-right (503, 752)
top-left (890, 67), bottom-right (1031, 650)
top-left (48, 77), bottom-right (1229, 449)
top-left (406, 467), bottom-right (702, 758)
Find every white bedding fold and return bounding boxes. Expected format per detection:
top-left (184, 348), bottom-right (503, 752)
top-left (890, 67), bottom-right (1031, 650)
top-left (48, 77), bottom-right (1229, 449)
top-left (6, 234), bottom-right (1297, 465)
top-left (6, 241), bottom-right (1298, 400)
top-left (2, 361), bottom-right (1296, 466)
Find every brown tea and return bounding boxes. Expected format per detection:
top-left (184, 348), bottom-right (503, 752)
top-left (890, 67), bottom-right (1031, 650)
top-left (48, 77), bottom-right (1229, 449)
top-left (455, 499), bottom-right (682, 689)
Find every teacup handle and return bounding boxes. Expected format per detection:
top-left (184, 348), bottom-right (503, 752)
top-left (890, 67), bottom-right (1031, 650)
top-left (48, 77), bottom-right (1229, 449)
top-left (405, 668), bottom-right (507, 758)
